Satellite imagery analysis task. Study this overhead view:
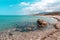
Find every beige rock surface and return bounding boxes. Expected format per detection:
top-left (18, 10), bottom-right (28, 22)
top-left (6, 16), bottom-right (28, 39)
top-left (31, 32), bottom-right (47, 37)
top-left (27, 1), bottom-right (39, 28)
top-left (55, 22), bottom-right (60, 29)
top-left (0, 28), bottom-right (57, 40)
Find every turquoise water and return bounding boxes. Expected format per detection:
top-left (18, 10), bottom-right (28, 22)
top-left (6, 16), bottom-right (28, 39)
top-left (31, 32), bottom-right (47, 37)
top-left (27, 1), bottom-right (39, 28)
top-left (0, 15), bottom-right (57, 31)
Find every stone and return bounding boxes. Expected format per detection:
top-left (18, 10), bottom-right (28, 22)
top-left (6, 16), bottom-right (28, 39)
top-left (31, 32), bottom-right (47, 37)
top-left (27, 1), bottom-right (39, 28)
top-left (27, 27), bottom-right (32, 31)
top-left (45, 37), bottom-right (56, 40)
top-left (37, 19), bottom-right (48, 28)
top-left (9, 33), bottom-right (13, 36)
top-left (55, 22), bottom-right (60, 29)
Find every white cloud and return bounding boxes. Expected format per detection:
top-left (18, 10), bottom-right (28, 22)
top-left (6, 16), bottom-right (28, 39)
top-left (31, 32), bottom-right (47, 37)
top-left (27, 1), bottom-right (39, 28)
top-left (42, 0), bottom-right (56, 3)
top-left (45, 10), bottom-right (54, 12)
top-left (18, 0), bottom-right (60, 15)
top-left (19, 2), bottom-right (30, 6)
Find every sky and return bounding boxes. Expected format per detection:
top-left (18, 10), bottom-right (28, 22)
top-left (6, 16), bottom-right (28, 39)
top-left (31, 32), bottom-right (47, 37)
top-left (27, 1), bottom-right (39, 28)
top-left (0, 0), bottom-right (60, 15)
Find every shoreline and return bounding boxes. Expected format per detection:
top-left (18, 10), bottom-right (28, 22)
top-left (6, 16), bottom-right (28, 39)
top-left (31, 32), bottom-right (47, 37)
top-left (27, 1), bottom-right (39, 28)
top-left (0, 15), bottom-right (60, 40)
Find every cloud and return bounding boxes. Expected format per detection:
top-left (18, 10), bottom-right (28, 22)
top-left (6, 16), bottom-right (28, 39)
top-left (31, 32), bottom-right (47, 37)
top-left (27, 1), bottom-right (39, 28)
top-left (18, 0), bottom-right (60, 15)
top-left (19, 2), bottom-right (30, 6)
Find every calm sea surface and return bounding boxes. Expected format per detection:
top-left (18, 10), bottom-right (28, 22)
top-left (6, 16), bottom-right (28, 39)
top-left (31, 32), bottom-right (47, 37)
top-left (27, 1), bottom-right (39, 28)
top-left (0, 15), bottom-right (57, 32)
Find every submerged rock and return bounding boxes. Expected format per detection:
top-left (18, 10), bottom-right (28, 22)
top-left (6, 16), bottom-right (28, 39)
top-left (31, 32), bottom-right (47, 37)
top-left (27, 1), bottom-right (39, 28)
top-left (26, 27), bottom-right (32, 31)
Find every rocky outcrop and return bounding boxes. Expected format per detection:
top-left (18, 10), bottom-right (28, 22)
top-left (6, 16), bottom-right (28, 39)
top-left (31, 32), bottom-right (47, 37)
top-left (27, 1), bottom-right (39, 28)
top-left (37, 19), bottom-right (48, 29)
top-left (52, 16), bottom-right (60, 29)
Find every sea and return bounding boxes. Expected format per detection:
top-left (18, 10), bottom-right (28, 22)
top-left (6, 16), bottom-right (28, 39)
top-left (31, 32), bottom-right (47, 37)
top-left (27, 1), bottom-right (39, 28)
top-left (0, 15), bottom-right (57, 32)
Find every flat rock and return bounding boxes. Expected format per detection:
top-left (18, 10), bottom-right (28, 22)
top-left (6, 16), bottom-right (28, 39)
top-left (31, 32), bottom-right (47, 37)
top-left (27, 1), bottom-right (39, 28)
top-left (55, 22), bottom-right (60, 29)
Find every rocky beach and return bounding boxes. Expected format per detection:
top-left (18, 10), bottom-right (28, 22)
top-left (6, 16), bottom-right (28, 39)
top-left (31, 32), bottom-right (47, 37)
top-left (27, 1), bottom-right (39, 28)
top-left (0, 16), bottom-right (60, 40)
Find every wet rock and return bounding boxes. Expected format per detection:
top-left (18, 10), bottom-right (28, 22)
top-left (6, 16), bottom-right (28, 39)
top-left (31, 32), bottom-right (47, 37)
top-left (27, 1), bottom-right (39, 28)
top-left (15, 28), bottom-right (22, 32)
top-left (27, 27), bottom-right (32, 31)
top-left (25, 24), bottom-right (37, 31)
top-left (37, 19), bottom-right (48, 28)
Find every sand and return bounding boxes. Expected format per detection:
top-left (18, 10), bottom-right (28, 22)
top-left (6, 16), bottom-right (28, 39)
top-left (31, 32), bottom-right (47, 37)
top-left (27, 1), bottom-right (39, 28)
top-left (0, 16), bottom-right (60, 40)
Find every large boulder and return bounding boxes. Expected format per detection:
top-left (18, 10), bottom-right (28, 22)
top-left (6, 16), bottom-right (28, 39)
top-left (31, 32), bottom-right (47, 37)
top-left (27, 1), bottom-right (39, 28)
top-left (37, 19), bottom-right (48, 28)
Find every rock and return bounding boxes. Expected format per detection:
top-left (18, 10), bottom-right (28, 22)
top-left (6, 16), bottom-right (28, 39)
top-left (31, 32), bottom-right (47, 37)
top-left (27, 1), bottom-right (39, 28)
top-left (26, 25), bottom-right (37, 31)
top-left (27, 27), bottom-right (32, 31)
top-left (55, 22), bottom-right (60, 29)
top-left (57, 36), bottom-right (60, 40)
top-left (53, 17), bottom-right (60, 21)
top-left (37, 19), bottom-right (48, 28)
top-left (45, 37), bottom-right (56, 40)
top-left (9, 33), bottom-right (13, 36)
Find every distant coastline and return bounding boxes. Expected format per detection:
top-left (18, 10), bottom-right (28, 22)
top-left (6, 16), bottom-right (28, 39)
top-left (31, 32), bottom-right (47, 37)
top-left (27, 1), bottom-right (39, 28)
top-left (32, 12), bottom-right (60, 16)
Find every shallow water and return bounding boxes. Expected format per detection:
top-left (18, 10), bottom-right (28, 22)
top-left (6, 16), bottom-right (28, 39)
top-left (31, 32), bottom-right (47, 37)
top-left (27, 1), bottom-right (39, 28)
top-left (0, 15), bottom-right (57, 32)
